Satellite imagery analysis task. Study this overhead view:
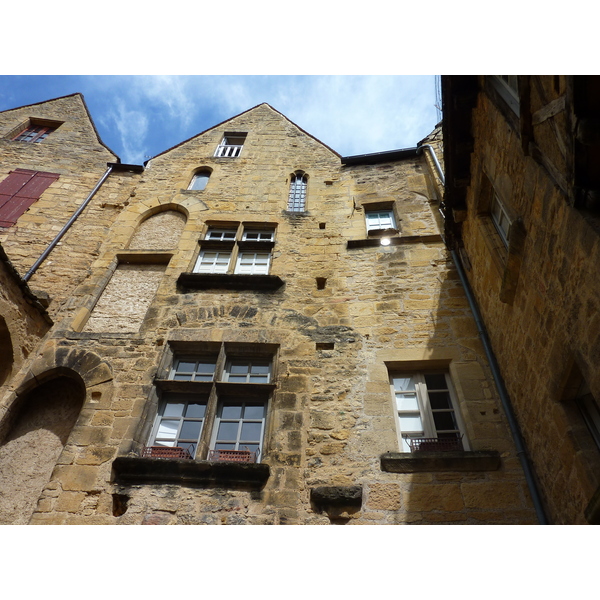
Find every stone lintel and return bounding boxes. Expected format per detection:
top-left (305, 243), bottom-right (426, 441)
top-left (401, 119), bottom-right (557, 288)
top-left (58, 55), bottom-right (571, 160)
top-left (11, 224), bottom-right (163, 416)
top-left (112, 457), bottom-right (270, 489)
top-left (380, 450), bottom-right (501, 473)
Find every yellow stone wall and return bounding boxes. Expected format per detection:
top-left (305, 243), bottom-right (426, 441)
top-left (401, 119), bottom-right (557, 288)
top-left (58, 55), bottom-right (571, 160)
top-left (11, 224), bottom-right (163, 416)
top-left (0, 100), bottom-right (537, 524)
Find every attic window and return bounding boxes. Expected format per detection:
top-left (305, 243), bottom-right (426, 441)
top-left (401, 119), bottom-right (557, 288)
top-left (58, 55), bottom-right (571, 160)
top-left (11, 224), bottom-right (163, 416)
top-left (215, 133), bottom-right (247, 158)
top-left (10, 119), bottom-right (62, 143)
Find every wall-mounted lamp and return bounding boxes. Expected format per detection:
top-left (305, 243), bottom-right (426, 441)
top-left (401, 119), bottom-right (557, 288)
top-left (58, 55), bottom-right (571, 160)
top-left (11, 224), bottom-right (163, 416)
top-left (380, 237), bottom-right (391, 246)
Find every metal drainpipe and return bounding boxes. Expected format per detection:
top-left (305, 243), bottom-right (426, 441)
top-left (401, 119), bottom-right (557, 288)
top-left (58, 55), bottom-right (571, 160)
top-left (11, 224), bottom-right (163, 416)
top-left (23, 164), bottom-right (114, 283)
top-left (417, 143), bottom-right (549, 524)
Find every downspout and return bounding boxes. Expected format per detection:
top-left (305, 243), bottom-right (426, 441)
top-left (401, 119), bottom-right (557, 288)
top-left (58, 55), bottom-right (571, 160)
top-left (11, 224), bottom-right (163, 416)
top-left (417, 143), bottom-right (549, 524)
top-left (23, 164), bottom-right (114, 283)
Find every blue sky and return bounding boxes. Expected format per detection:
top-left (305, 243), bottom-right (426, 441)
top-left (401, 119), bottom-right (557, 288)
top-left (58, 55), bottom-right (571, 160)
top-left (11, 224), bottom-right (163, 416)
top-left (0, 76), bottom-right (440, 165)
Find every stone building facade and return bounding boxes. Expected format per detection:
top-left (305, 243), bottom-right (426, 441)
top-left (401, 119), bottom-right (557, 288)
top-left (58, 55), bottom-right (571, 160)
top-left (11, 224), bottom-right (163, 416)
top-left (442, 75), bottom-right (600, 524)
top-left (0, 94), bottom-right (538, 524)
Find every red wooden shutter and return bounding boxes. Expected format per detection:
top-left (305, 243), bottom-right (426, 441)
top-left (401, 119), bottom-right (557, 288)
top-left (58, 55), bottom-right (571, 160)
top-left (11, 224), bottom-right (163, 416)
top-left (0, 169), bottom-right (59, 227)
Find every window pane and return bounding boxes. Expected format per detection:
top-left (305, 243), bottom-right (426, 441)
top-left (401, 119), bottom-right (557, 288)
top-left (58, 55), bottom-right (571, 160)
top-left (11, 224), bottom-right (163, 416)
top-left (185, 403), bottom-right (206, 418)
top-left (424, 373), bottom-right (447, 390)
top-left (243, 443), bottom-right (260, 454)
top-left (155, 440), bottom-right (175, 447)
top-left (190, 173), bottom-right (209, 191)
top-left (393, 376), bottom-right (415, 392)
top-left (428, 391), bottom-right (453, 410)
top-left (244, 404), bottom-right (265, 419)
top-left (175, 361), bottom-right (196, 373)
top-left (432, 411), bottom-right (458, 431)
top-left (240, 422), bottom-right (262, 441)
top-left (396, 393), bottom-right (418, 411)
top-left (217, 421), bottom-right (240, 441)
top-left (399, 414), bottom-right (423, 432)
top-left (157, 420), bottom-right (179, 439)
top-left (221, 405), bottom-right (242, 419)
top-left (229, 363), bottom-right (249, 374)
top-left (215, 443), bottom-right (235, 450)
top-left (180, 420), bottom-right (203, 440)
top-left (163, 403), bottom-right (185, 417)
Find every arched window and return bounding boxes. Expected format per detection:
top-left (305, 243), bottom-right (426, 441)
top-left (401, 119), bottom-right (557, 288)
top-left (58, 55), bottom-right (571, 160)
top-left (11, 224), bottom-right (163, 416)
top-left (288, 172), bottom-right (307, 212)
top-left (189, 170), bottom-right (211, 191)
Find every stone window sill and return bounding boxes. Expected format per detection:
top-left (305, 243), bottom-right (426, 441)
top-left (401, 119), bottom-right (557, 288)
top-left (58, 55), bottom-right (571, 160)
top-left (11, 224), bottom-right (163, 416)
top-left (347, 234), bottom-right (442, 249)
top-left (380, 450), bottom-right (501, 473)
top-left (112, 456), bottom-right (270, 489)
top-left (177, 273), bottom-right (284, 291)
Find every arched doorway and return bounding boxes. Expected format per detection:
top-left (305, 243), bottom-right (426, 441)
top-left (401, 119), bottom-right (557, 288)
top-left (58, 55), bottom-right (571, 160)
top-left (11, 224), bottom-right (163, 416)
top-left (0, 373), bottom-right (85, 524)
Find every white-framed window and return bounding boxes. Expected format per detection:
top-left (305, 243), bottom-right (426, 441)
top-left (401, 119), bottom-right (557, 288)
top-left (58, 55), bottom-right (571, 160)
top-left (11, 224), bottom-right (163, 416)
top-left (391, 372), bottom-right (467, 452)
top-left (170, 357), bottom-right (217, 381)
top-left (288, 172), bottom-right (307, 212)
top-left (211, 401), bottom-right (267, 456)
top-left (149, 395), bottom-right (207, 458)
top-left (235, 252), bottom-right (271, 275)
top-left (242, 230), bottom-right (274, 242)
top-left (193, 250), bottom-right (232, 273)
top-left (194, 224), bottom-right (275, 276)
top-left (188, 171), bottom-right (210, 191)
top-left (366, 209), bottom-right (395, 232)
top-left (490, 193), bottom-right (511, 247)
top-left (205, 228), bottom-right (237, 241)
top-left (225, 359), bottom-right (271, 383)
top-left (214, 133), bottom-right (247, 158)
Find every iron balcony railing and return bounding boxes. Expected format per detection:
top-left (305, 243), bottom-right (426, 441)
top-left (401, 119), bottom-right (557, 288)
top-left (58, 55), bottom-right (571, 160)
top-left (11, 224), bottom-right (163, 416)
top-left (407, 435), bottom-right (463, 453)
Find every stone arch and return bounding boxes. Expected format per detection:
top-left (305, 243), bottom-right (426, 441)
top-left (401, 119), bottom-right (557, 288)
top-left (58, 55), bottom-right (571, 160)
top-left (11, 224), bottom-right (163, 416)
top-left (0, 368), bottom-right (86, 524)
top-left (0, 315), bottom-right (13, 386)
top-left (127, 205), bottom-right (188, 250)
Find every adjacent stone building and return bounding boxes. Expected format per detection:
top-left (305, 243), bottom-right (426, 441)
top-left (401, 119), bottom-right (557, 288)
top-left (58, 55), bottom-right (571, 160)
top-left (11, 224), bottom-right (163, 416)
top-left (0, 93), bottom-right (540, 524)
top-left (442, 75), bottom-right (600, 524)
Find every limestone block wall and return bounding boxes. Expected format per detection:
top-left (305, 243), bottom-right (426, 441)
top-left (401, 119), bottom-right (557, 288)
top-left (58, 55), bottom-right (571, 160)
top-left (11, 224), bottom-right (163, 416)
top-left (458, 78), bottom-right (600, 523)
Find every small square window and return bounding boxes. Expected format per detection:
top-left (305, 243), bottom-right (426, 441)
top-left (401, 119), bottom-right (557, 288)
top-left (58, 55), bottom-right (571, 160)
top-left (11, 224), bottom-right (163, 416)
top-left (366, 209), bottom-right (396, 232)
top-left (242, 230), bottom-right (274, 242)
top-left (205, 228), bottom-right (237, 241)
top-left (225, 359), bottom-right (271, 383)
top-left (11, 121), bottom-right (60, 143)
top-left (170, 357), bottom-right (217, 381)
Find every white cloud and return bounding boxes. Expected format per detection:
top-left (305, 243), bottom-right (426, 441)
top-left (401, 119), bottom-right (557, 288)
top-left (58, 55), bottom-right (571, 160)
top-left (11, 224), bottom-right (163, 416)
top-left (86, 75), bottom-right (439, 162)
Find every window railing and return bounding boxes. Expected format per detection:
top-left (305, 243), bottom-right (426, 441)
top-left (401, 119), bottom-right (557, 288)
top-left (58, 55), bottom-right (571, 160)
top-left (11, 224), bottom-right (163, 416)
top-left (208, 448), bottom-right (260, 463)
top-left (407, 435), bottom-right (463, 453)
top-left (215, 144), bottom-right (243, 158)
top-left (142, 445), bottom-right (193, 459)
